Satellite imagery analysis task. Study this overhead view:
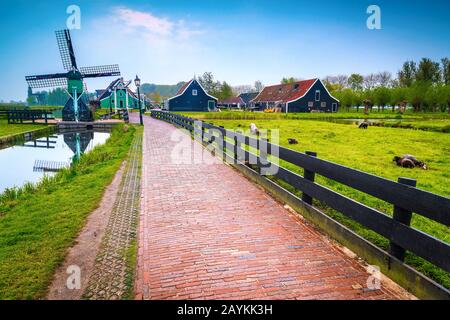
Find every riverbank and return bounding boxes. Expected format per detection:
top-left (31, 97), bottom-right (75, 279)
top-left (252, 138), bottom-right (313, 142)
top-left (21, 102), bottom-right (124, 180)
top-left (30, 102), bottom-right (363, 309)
top-left (0, 121), bottom-right (55, 147)
top-left (0, 124), bottom-right (141, 299)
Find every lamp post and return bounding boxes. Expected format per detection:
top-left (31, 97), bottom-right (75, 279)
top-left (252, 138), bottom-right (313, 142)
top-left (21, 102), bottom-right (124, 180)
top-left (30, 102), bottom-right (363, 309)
top-left (135, 75), bottom-right (143, 125)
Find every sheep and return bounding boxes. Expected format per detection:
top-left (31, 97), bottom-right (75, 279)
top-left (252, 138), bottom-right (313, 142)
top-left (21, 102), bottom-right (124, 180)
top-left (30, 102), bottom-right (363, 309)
top-left (288, 138), bottom-right (299, 145)
top-left (250, 123), bottom-right (260, 135)
top-left (359, 121), bottom-right (369, 129)
top-left (393, 155), bottom-right (427, 170)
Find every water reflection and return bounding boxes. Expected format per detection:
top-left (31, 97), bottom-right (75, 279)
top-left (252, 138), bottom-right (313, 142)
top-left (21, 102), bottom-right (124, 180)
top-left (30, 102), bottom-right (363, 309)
top-left (0, 130), bottom-right (110, 193)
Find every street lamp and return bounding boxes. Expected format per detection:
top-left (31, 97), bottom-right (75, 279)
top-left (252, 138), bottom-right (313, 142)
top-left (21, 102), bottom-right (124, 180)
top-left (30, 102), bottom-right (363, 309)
top-left (135, 75), bottom-right (143, 125)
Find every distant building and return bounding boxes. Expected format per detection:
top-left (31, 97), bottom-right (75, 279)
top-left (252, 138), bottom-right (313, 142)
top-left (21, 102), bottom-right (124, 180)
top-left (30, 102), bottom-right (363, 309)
top-left (238, 92), bottom-right (259, 109)
top-left (218, 96), bottom-right (245, 109)
top-left (251, 78), bottom-right (339, 113)
top-left (98, 78), bottom-right (139, 111)
top-left (167, 78), bottom-right (218, 112)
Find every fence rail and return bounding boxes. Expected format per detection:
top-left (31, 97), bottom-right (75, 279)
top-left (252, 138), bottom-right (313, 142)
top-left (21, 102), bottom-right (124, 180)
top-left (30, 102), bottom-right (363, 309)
top-left (151, 110), bottom-right (450, 274)
top-left (6, 109), bottom-right (54, 124)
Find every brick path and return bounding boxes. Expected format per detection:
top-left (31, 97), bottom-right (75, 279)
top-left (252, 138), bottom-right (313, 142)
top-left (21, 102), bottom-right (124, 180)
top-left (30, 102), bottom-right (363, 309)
top-left (135, 115), bottom-right (409, 300)
top-left (83, 128), bottom-right (142, 300)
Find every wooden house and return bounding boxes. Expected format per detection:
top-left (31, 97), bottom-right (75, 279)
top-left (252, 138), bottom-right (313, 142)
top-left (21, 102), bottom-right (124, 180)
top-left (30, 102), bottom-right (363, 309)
top-left (167, 79), bottom-right (218, 112)
top-left (98, 78), bottom-right (139, 111)
top-left (251, 78), bottom-right (339, 113)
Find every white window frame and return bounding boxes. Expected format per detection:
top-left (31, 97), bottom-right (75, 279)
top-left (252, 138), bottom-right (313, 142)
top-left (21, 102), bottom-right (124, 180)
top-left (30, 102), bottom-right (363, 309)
top-left (192, 89), bottom-right (198, 96)
top-left (315, 90), bottom-right (321, 102)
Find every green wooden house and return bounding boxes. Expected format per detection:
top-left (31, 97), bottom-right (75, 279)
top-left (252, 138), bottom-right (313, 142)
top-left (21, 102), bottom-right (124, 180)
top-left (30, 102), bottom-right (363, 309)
top-left (97, 78), bottom-right (139, 111)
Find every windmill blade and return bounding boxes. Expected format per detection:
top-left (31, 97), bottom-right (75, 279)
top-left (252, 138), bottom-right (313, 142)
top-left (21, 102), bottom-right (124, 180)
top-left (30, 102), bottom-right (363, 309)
top-left (26, 73), bottom-right (68, 89)
top-left (55, 30), bottom-right (78, 70)
top-left (80, 65), bottom-right (121, 78)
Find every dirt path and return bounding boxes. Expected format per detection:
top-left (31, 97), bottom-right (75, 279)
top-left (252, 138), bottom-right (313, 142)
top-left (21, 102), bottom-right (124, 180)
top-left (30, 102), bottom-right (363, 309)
top-left (135, 115), bottom-right (413, 300)
top-left (47, 162), bottom-right (126, 300)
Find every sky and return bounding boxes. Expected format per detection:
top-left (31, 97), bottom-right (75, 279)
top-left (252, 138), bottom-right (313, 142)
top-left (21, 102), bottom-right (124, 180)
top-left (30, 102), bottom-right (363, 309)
top-left (1, 0), bottom-right (449, 101)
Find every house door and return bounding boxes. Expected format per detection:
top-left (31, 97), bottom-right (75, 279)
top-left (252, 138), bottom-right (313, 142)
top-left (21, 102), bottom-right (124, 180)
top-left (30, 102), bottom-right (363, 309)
top-left (332, 103), bottom-right (337, 112)
top-left (208, 100), bottom-right (216, 111)
top-left (120, 101), bottom-right (124, 109)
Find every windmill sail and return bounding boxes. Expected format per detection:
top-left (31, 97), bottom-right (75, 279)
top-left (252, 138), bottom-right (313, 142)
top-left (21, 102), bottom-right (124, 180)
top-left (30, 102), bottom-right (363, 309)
top-left (80, 65), bottom-right (121, 78)
top-left (25, 73), bottom-right (68, 89)
top-left (55, 29), bottom-right (78, 70)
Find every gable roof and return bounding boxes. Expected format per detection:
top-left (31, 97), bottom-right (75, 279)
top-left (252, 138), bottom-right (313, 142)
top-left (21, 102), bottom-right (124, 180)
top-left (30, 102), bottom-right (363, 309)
top-left (98, 78), bottom-right (138, 101)
top-left (239, 92), bottom-right (259, 104)
top-left (251, 79), bottom-right (318, 104)
top-left (175, 80), bottom-right (193, 95)
top-left (168, 78), bottom-right (218, 101)
top-left (218, 96), bottom-right (245, 105)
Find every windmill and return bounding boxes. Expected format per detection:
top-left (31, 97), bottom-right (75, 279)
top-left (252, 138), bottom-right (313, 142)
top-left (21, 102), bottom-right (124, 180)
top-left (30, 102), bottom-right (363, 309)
top-left (25, 29), bottom-right (121, 122)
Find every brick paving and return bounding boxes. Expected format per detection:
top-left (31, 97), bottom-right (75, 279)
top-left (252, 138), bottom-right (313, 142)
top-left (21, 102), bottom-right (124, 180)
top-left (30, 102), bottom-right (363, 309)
top-left (135, 115), bottom-right (410, 300)
top-left (83, 129), bottom-right (142, 300)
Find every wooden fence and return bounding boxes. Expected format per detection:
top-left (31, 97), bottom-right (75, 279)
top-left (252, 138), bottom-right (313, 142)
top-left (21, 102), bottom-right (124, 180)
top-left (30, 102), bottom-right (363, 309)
top-left (151, 110), bottom-right (450, 276)
top-left (7, 109), bottom-right (54, 124)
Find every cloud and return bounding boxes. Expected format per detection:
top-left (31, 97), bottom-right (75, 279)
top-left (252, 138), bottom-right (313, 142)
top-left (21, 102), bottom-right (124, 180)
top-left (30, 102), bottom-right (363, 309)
top-left (112, 7), bottom-right (205, 41)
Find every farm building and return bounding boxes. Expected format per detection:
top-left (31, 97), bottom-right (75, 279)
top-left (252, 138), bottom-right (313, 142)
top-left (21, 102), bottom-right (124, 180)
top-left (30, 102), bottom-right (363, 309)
top-left (98, 78), bottom-right (139, 111)
top-left (218, 96), bottom-right (245, 109)
top-left (167, 78), bottom-right (218, 112)
top-left (251, 78), bottom-right (339, 113)
top-left (239, 92), bottom-right (259, 108)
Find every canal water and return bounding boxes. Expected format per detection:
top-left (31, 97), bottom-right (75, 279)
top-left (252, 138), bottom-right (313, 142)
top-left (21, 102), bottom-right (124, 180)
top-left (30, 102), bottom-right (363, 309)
top-left (0, 130), bottom-right (110, 193)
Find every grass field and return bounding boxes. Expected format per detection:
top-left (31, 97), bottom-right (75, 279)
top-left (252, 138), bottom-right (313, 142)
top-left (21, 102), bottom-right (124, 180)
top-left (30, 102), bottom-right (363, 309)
top-left (0, 124), bottom-right (141, 299)
top-left (0, 120), bottom-right (50, 139)
top-left (179, 110), bottom-right (450, 121)
top-left (188, 115), bottom-right (450, 288)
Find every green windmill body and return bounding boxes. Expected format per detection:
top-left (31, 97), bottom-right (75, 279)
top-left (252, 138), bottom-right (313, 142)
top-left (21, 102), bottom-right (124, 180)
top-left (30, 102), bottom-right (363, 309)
top-left (26, 29), bottom-right (121, 122)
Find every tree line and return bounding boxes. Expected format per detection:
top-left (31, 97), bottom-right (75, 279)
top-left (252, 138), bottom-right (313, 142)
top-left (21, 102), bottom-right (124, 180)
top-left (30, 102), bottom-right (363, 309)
top-left (323, 57), bottom-right (450, 113)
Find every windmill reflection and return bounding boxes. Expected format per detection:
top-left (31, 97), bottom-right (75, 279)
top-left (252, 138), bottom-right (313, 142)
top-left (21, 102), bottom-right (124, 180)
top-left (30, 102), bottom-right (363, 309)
top-left (62, 130), bottom-right (95, 161)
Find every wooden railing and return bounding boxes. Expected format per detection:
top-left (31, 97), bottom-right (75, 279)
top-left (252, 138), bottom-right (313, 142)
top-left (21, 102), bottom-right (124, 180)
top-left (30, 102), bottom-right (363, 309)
top-left (7, 109), bottom-right (54, 124)
top-left (151, 110), bottom-right (450, 274)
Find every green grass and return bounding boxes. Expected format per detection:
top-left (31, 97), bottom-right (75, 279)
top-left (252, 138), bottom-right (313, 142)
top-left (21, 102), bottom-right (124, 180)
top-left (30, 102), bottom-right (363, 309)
top-left (0, 124), bottom-right (140, 299)
top-left (0, 120), bottom-right (50, 140)
top-left (202, 118), bottom-right (450, 288)
top-left (179, 110), bottom-right (450, 121)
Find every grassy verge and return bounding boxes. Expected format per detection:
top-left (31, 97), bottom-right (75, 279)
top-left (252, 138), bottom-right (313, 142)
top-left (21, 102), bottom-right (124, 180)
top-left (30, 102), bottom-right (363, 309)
top-left (0, 120), bottom-right (50, 140)
top-left (0, 124), bottom-right (139, 299)
top-left (204, 118), bottom-right (450, 288)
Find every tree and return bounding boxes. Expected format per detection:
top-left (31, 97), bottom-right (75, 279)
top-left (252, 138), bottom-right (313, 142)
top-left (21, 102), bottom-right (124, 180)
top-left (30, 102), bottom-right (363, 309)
top-left (348, 73), bottom-right (364, 91)
top-left (398, 61), bottom-right (417, 87)
top-left (424, 85), bottom-right (440, 112)
top-left (441, 58), bottom-right (450, 85)
top-left (390, 87), bottom-right (408, 112)
top-left (408, 81), bottom-right (429, 112)
top-left (281, 77), bottom-right (298, 84)
top-left (198, 72), bottom-right (220, 94)
top-left (254, 80), bottom-right (264, 93)
top-left (416, 58), bottom-right (441, 83)
top-left (436, 84), bottom-right (450, 113)
top-left (216, 81), bottom-right (234, 101)
top-left (333, 88), bottom-right (353, 111)
top-left (363, 73), bottom-right (378, 90)
top-left (374, 86), bottom-right (391, 111)
top-left (377, 71), bottom-right (392, 87)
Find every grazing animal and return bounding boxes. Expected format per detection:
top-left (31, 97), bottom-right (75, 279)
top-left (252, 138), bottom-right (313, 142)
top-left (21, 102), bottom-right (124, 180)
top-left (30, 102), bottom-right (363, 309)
top-left (288, 138), bottom-right (298, 145)
top-left (393, 155), bottom-right (427, 170)
top-left (359, 121), bottom-right (369, 129)
top-left (250, 123), bottom-right (260, 135)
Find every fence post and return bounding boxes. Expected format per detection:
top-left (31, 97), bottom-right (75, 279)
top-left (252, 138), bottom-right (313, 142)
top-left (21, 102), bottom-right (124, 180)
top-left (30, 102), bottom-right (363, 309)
top-left (302, 151), bottom-right (317, 205)
top-left (389, 177), bottom-right (417, 261)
